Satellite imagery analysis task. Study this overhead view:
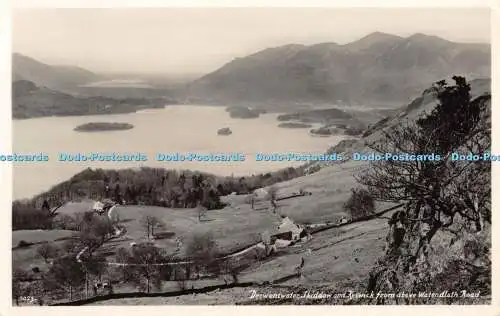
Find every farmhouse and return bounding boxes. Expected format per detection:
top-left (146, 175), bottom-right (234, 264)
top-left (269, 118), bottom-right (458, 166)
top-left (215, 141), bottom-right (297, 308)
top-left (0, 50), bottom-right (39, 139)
top-left (277, 217), bottom-right (304, 241)
top-left (91, 199), bottom-right (115, 215)
top-left (269, 217), bottom-right (307, 249)
top-left (92, 201), bottom-right (105, 214)
top-left (253, 188), bottom-right (268, 199)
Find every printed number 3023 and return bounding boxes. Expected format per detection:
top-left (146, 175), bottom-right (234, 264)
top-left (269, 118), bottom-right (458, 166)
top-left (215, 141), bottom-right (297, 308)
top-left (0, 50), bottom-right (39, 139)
top-left (20, 296), bottom-right (36, 304)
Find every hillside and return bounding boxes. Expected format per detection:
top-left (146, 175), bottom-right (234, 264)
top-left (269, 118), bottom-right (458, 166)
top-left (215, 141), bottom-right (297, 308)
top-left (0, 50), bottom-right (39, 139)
top-left (12, 80), bottom-right (171, 119)
top-left (77, 81), bottom-right (175, 99)
top-left (12, 54), bottom-right (177, 100)
top-left (12, 77), bottom-right (492, 305)
top-left (12, 53), bottom-right (100, 93)
top-left (187, 32), bottom-right (490, 107)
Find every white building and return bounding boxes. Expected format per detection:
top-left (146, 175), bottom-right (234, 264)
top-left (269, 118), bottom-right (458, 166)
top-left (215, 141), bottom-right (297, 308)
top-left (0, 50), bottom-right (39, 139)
top-left (253, 188), bottom-right (268, 199)
top-left (277, 217), bottom-right (304, 241)
top-left (92, 201), bottom-right (105, 214)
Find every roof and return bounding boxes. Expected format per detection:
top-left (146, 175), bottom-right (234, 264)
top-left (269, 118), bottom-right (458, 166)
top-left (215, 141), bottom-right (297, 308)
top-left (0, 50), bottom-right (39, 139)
top-left (92, 201), bottom-right (104, 210)
top-left (278, 217), bottom-right (303, 236)
top-left (253, 188), bottom-right (268, 198)
top-left (92, 199), bottom-right (115, 211)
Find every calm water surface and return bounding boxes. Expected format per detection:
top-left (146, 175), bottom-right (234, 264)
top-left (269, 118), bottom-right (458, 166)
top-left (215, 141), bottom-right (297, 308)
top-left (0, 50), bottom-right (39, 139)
top-left (13, 105), bottom-right (343, 199)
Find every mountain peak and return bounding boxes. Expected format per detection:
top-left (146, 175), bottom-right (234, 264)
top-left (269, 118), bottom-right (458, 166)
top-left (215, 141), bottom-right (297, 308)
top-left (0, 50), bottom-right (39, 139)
top-left (360, 31), bottom-right (403, 41)
top-left (246, 43), bottom-right (306, 60)
top-left (13, 52), bottom-right (46, 64)
top-left (408, 32), bottom-right (432, 38)
top-left (345, 31), bottom-right (403, 51)
top-left (406, 33), bottom-right (450, 44)
top-left (12, 53), bottom-right (99, 91)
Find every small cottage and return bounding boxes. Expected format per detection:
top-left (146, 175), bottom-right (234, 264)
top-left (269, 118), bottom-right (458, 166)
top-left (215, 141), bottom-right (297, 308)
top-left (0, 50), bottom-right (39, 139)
top-left (92, 199), bottom-right (115, 215)
top-left (277, 217), bottom-right (304, 241)
top-left (253, 188), bottom-right (269, 199)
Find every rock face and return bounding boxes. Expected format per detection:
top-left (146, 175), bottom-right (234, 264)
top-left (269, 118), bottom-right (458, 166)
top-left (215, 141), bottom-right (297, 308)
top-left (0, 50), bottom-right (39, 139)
top-left (217, 127), bottom-right (232, 135)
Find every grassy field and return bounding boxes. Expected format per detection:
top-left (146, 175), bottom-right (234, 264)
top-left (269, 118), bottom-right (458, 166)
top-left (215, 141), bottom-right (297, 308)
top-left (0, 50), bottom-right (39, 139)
top-left (12, 229), bottom-right (75, 248)
top-left (89, 215), bottom-right (392, 305)
top-left (12, 229), bottom-right (76, 272)
top-left (86, 157), bottom-right (398, 305)
top-left (239, 217), bottom-right (389, 285)
top-left (14, 153), bottom-right (395, 304)
top-left (262, 159), bottom-right (370, 223)
top-left (97, 158), bottom-right (376, 260)
top-left (98, 204), bottom-right (282, 259)
top-left (12, 156), bottom-right (381, 273)
top-left (55, 200), bottom-right (95, 216)
top-left (12, 240), bottom-right (69, 272)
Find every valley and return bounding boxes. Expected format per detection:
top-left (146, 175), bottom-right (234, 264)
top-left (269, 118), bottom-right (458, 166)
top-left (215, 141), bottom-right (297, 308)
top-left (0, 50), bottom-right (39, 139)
top-left (10, 14), bottom-right (492, 306)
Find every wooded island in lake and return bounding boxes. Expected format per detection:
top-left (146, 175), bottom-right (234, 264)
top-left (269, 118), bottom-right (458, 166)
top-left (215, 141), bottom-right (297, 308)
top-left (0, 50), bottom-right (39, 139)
top-left (74, 122), bottom-right (134, 132)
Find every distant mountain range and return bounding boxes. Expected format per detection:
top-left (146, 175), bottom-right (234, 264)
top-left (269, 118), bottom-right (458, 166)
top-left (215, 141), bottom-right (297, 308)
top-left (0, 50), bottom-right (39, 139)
top-left (186, 32), bottom-right (490, 106)
top-left (12, 32), bottom-right (491, 117)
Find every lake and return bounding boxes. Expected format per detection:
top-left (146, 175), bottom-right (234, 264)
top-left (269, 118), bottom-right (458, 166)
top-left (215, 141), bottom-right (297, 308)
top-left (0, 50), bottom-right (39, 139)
top-left (13, 105), bottom-right (344, 199)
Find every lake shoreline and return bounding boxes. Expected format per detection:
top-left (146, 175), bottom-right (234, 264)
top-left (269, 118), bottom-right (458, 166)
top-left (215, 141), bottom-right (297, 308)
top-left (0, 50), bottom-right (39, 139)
top-left (13, 105), bottom-right (345, 199)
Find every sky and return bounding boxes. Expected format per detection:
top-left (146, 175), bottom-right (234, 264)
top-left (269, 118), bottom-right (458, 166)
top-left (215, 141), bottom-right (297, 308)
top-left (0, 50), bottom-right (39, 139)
top-left (12, 8), bottom-right (491, 75)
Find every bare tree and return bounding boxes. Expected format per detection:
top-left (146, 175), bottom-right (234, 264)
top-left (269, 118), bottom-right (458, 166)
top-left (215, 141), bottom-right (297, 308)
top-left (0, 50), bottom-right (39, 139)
top-left (268, 187), bottom-right (278, 212)
top-left (220, 258), bottom-right (240, 284)
top-left (176, 271), bottom-right (189, 290)
top-left (344, 188), bottom-right (375, 220)
top-left (36, 243), bottom-right (59, 263)
top-left (197, 203), bottom-right (207, 222)
top-left (357, 78), bottom-right (491, 243)
top-left (93, 217), bottom-right (114, 243)
top-left (357, 77), bottom-right (491, 298)
top-left (140, 215), bottom-right (154, 239)
top-left (114, 247), bottom-right (133, 283)
top-left (75, 250), bottom-right (108, 299)
top-left (185, 232), bottom-right (219, 279)
top-left (126, 243), bottom-right (165, 293)
top-left (140, 215), bottom-right (165, 240)
top-left (46, 255), bottom-right (86, 301)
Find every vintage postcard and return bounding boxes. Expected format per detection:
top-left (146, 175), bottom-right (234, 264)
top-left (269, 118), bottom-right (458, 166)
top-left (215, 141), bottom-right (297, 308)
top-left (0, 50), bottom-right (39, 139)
top-left (2, 1), bottom-right (497, 314)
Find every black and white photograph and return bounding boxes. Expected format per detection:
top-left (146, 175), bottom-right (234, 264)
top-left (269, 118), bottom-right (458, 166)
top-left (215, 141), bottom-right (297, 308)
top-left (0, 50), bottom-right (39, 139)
top-left (7, 5), bottom-right (493, 307)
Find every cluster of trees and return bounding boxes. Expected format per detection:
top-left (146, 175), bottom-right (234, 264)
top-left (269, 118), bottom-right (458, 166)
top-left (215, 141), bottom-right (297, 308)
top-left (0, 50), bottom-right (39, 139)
top-left (13, 230), bottom-right (244, 304)
top-left (343, 188), bottom-right (375, 220)
top-left (140, 215), bottom-right (166, 240)
top-left (355, 76), bottom-right (491, 302)
top-left (13, 166), bottom-right (309, 230)
top-left (111, 234), bottom-right (216, 294)
top-left (12, 201), bottom-right (53, 230)
top-left (13, 208), bottom-right (120, 303)
top-left (110, 232), bottom-right (242, 293)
